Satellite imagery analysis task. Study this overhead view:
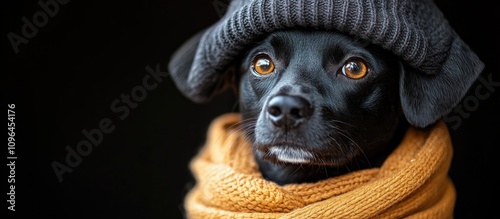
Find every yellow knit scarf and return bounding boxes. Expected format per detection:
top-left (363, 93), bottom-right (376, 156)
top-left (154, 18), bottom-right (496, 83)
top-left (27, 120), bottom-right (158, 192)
top-left (185, 113), bottom-right (456, 219)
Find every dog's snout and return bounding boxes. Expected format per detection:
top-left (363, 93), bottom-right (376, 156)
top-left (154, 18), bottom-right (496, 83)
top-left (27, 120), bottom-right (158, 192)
top-left (267, 95), bottom-right (312, 128)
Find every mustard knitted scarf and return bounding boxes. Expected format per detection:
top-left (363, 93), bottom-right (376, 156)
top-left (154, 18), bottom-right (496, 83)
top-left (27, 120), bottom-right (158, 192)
top-left (185, 113), bottom-right (456, 219)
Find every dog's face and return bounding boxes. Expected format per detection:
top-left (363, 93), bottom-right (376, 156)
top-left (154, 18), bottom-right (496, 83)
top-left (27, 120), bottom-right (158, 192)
top-left (237, 30), bottom-right (404, 184)
top-left (169, 24), bottom-right (481, 185)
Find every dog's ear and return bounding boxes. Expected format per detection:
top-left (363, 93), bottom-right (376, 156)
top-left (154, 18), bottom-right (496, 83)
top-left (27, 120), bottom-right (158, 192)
top-left (399, 40), bottom-right (484, 128)
top-left (168, 30), bottom-right (236, 103)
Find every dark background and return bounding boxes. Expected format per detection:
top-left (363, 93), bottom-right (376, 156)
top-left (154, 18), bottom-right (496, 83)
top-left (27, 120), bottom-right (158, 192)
top-left (2, 0), bottom-right (498, 218)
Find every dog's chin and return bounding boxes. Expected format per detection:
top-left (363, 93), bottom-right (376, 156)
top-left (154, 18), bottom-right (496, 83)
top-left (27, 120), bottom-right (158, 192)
top-left (257, 145), bottom-right (314, 164)
top-left (254, 144), bottom-right (354, 167)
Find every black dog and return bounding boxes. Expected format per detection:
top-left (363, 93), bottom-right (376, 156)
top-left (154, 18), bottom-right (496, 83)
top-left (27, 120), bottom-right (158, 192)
top-left (169, 24), bottom-right (482, 185)
top-left (236, 29), bottom-right (406, 184)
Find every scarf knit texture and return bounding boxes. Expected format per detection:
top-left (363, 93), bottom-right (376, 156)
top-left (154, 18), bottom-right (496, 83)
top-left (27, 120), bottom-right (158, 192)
top-left (185, 113), bottom-right (456, 219)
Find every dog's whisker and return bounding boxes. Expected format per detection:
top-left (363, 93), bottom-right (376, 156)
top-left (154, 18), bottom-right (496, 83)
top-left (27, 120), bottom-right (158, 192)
top-left (290, 164), bottom-right (304, 177)
top-left (330, 119), bottom-right (355, 128)
top-left (225, 118), bottom-right (254, 131)
top-left (233, 120), bottom-right (258, 143)
top-left (339, 131), bottom-right (371, 166)
top-left (324, 120), bottom-right (372, 166)
top-left (334, 128), bottom-right (371, 167)
top-left (212, 120), bottom-right (257, 158)
top-left (222, 119), bottom-right (255, 135)
top-left (212, 119), bottom-right (255, 148)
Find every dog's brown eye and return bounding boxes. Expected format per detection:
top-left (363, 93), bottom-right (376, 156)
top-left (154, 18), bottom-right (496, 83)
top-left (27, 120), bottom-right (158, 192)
top-left (252, 54), bottom-right (275, 75)
top-left (342, 59), bottom-right (368, 79)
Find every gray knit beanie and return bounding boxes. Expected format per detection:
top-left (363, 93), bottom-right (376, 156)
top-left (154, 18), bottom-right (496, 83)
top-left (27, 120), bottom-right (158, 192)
top-left (169, 0), bottom-right (484, 111)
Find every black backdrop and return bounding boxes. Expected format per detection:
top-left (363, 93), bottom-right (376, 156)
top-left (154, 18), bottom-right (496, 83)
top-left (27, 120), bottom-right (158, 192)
top-left (2, 1), bottom-right (499, 218)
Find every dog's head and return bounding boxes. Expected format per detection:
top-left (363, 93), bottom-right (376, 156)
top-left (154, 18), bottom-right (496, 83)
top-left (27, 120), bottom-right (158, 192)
top-left (168, 0), bottom-right (484, 184)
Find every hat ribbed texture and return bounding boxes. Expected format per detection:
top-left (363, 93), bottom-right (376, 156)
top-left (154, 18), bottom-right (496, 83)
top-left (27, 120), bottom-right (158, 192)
top-left (190, 0), bottom-right (450, 87)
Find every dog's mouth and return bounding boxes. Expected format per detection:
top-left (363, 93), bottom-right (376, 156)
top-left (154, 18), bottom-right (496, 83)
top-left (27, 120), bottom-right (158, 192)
top-left (258, 145), bottom-right (314, 164)
top-left (256, 144), bottom-right (352, 166)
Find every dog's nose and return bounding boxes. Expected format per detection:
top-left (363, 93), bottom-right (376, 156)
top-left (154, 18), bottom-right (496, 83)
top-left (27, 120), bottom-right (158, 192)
top-left (267, 95), bottom-right (312, 128)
